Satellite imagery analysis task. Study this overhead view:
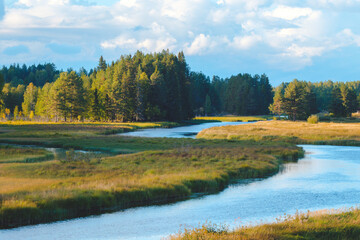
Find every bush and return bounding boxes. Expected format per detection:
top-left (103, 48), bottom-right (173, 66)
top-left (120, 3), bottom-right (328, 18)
top-left (307, 115), bottom-right (319, 124)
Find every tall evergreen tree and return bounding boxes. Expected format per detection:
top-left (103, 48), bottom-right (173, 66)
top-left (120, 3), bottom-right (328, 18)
top-left (98, 56), bottom-right (107, 71)
top-left (54, 72), bottom-right (86, 121)
top-left (329, 87), bottom-right (344, 117)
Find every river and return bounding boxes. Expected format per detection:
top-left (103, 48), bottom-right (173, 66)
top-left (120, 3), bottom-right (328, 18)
top-left (1, 123), bottom-right (360, 240)
top-left (119, 121), bottom-right (250, 138)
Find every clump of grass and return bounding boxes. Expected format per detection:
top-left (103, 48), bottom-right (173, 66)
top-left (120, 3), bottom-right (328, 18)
top-left (307, 115), bottom-right (319, 124)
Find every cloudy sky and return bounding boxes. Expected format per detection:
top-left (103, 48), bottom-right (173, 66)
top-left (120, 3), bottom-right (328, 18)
top-left (1, 0), bottom-right (360, 85)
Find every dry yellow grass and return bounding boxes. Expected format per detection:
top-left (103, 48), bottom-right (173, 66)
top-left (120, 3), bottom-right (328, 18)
top-left (197, 120), bottom-right (360, 143)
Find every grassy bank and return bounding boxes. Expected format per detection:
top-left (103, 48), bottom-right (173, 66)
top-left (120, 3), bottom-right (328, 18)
top-left (0, 145), bottom-right (54, 163)
top-left (194, 115), bottom-right (270, 122)
top-left (197, 120), bottom-right (360, 146)
top-left (0, 133), bottom-right (303, 228)
top-left (169, 208), bottom-right (360, 240)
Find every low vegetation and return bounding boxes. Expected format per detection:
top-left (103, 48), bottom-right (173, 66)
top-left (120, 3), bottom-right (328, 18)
top-left (169, 208), bottom-right (360, 240)
top-left (198, 120), bottom-right (360, 146)
top-left (0, 145), bottom-right (53, 163)
top-left (194, 116), bottom-right (270, 122)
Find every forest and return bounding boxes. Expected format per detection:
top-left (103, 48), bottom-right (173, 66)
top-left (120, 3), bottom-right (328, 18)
top-left (0, 51), bottom-right (272, 122)
top-left (0, 50), bottom-right (360, 122)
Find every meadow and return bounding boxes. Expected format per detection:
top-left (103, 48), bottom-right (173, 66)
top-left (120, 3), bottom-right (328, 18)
top-left (0, 121), bottom-right (303, 228)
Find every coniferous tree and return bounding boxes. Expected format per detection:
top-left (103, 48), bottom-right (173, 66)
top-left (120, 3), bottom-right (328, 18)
top-left (341, 86), bottom-right (358, 117)
top-left (54, 72), bottom-right (86, 121)
top-left (98, 56), bottom-right (107, 71)
top-left (329, 87), bottom-right (344, 117)
top-left (0, 73), bottom-right (4, 112)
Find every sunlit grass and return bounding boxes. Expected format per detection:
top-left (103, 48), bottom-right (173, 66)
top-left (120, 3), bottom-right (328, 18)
top-left (194, 115), bottom-right (270, 122)
top-left (169, 208), bottom-right (360, 240)
top-left (197, 120), bottom-right (360, 145)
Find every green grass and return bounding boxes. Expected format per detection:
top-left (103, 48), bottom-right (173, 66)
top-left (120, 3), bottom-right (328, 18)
top-left (169, 208), bottom-right (360, 240)
top-left (0, 145), bottom-right (54, 163)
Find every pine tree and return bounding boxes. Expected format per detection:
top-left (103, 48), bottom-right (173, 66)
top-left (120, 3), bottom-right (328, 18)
top-left (204, 94), bottom-right (212, 116)
top-left (329, 87), bottom-right (344, 117)
top-left (98, 56), bottom-right (107, 71)
top-left (341, 86), bottom-right (358, 117)
top-left (54, 72), bottom-right (86, 121)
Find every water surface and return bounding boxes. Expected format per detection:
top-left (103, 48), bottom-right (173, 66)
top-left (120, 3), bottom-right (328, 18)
top-left (119, 121), bottom-right (250, 138)
top-left (2, 145), bottom-right (360, 240)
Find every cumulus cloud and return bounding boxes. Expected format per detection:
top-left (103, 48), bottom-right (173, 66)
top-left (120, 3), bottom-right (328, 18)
top-left (1, 0), bottom-right (360, 73)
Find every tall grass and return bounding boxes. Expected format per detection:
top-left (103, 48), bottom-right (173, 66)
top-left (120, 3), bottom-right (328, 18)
top-left (169, 208), bottom-right (360, 240)
top-left (194, 116), bottom-right (270, 122)
top-left (197, 120), bottom-right (360, 145)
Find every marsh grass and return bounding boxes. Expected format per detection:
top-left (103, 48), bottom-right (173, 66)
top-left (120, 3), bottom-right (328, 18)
top-left (194, 116), bottom-right (270, 122)
top-left (198, 120), bottom-right (360, 145)
top-left (169, 208), bottom-right (360, 240)
top-left (0, 145), bottom-right (54, 163)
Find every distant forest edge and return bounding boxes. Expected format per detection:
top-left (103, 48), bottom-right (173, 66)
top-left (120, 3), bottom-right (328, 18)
top-left (0, 50), bottom-right (359, 122)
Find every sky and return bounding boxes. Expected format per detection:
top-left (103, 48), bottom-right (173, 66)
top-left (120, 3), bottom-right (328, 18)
top-left (1, 0), bottom-right (360, 85)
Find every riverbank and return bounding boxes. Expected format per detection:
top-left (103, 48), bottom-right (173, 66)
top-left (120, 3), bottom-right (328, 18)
top-left (198, 120), bottom-right (360, 146)
top-left (169, 208), bottom-right (360, 240)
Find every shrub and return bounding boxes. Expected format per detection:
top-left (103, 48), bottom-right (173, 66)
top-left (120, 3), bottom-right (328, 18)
top-left (307, 115), bottom-right (319, 124)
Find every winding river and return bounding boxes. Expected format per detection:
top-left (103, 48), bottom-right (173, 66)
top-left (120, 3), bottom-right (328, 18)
top-left (1, 123), bottom-right (360, 240)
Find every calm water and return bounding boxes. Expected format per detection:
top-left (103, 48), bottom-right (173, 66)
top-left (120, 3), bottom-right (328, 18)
top-left (2, 145), bottom-right (360, 240)
top-left (119, 121), bottom-right (251, 138)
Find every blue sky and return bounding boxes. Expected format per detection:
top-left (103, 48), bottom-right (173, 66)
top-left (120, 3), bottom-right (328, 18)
top-left (1, 0), bottom-right (360, 85)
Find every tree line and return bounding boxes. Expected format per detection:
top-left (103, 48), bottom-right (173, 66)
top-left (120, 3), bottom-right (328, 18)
top-left (2, 51), bottom-right (359, 122)
top-left (0, 51), bottom-right (273, 122)
top-left (270, 79), bottom-right (360, 120)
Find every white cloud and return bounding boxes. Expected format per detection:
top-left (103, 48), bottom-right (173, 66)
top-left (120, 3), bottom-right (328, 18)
top-left (1, 0), bottom-right (360, 73)
top-left (184, 34), bottom-right (214, 55)
top-left (264, 6), bottom-right (313, 21)
top-left (231, 34), bottom-right (262, 50)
